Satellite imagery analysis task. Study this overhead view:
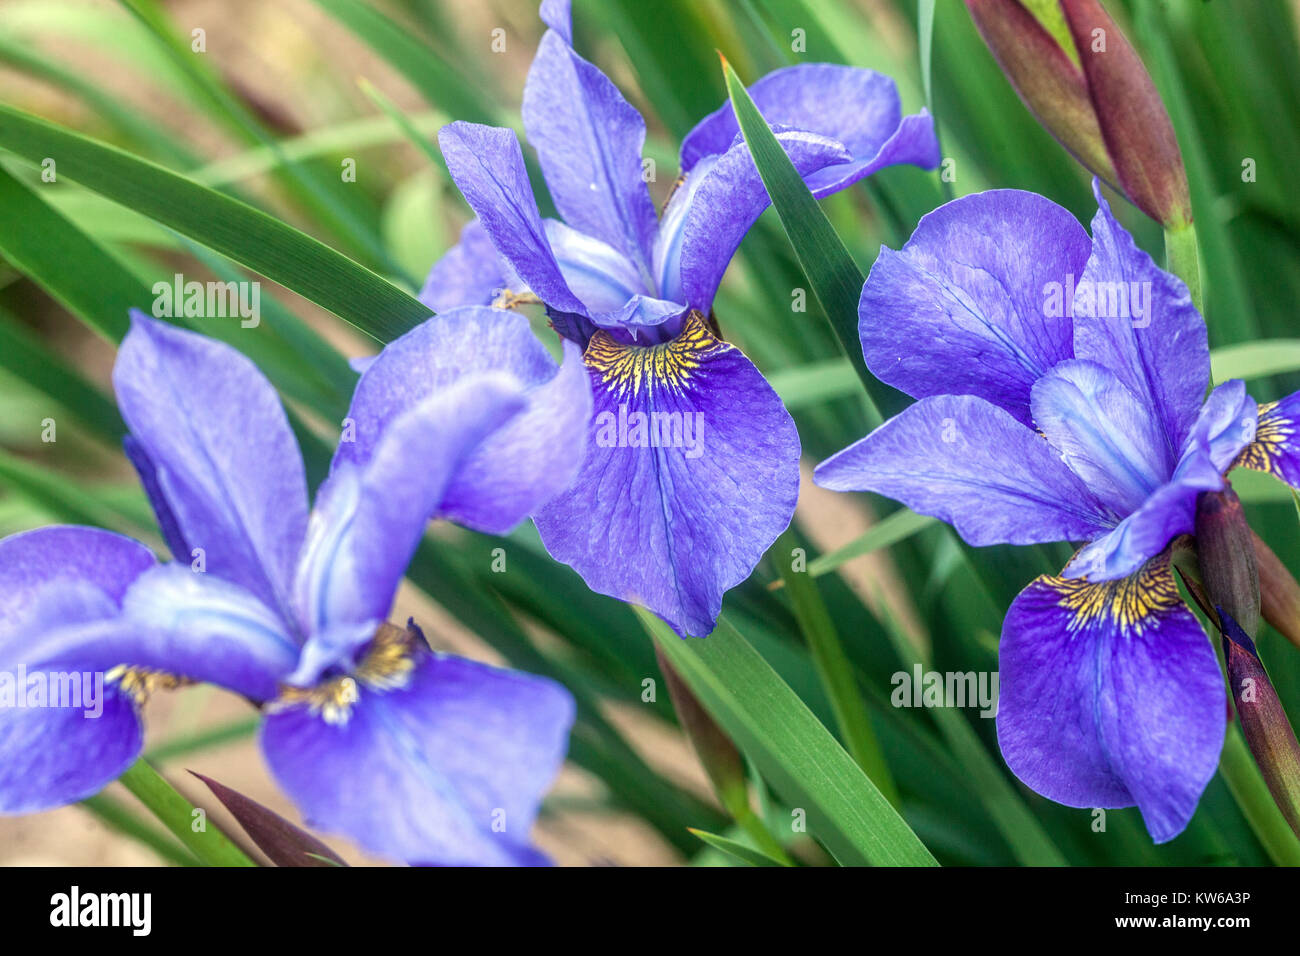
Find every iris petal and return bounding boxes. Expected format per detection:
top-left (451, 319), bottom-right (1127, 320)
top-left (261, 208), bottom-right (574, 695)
top-left (1067, 379), bottom-right (1257, 582)
top-left (0, 526), bottom-right (155, 815)
top-left (534, 314), bottom-right (799, 637)
top-left (418, 219), bottom-right (510, 313)
top-left (261, 650), bottom-right (573, 866)
top-left (335, 306), bottom-right (592, 536)
top-left (997, 555), bottom-right (1224, 843)
top-left (293, 375), bottom-right (529, 673)
top-left (680, 63), bottom-right (939, 188)
top-left (522, 30), bottom-right (659, 275)
top-left (1031, 359), bottom-right (1170, 514)
top-left (858, 190), bottom-right (1090, 424)
top-left (670, 129), bottom-right (851, 314)
top-left (1073, 180), bottom-right (1209, 457)
top-left (113, 313), bottom-right (309, 619)
top-left (438, 122), bottom-right (587, 317)
top-left (1234, 388), bottom-right (1300, 488)
top-left (815, 393), bottom-right (1111, 546)
top-left (0, 683), bottom-right (141, 815)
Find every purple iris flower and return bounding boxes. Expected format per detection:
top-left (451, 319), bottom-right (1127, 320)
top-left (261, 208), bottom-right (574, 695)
top-left (0, 308), bottom-right (590, 865)
top-left (422, 0), bottom-right (941, 636)
top-left (816, 180), bottom-right (1300, 842)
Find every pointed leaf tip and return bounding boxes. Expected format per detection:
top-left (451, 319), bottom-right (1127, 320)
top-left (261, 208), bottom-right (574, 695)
top-left (190, 771), bottom-right (349, 867)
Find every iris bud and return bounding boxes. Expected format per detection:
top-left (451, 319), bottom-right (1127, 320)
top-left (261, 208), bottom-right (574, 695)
top-left (965, 0), bottom-right (1192, 228)
top-left (1194, 486), bottom-right (1260, 638)
top-left (1255, 530), bottom-right (1300, 651)
top-left (1217, 608), bottom-right (1300, 840)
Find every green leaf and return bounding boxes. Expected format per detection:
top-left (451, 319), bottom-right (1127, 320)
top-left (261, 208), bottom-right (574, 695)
top-left (688, 828), bottom-right (788, 867)
top-left (117, 760), bottom-right (256, 867)
top-left (766, 358), bottom-right (859, 410)
top-left (0, 306), bottom-right (125, 445)
top-left (116, 0), bottom-right (401, 277)
top-left (776, 532), bottom-right (900, 807)
top-left (1211, 340), bottom-right (1300, 382)
top-left (80, 794), bottom-right (197, 867)
top-left (0, 164), bottom-right (142, 342)
top-left (641, 609), bottom-right (937, 866)
top-left (0, 104), bottom-right (430, 343)
top-left (918, 0), bottom-right (937, 114)
top-left (808, 510), bottom-right (938, 579)
top-left (311, 0), bottom-right (500, 126)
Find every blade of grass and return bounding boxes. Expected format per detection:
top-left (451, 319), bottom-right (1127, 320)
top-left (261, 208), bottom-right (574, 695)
top-left (1211, 340), bottom-right (1300, 382)
top-left (807, 510), bottom-right (938, 580)
top-left (0, 306), bottom-right (125, 446)
top-left (641, 609), bottom-right (937, 866)
top-left (775, 531), bottom-right (900, 807)
top-left (688, 828), bottom-right (789, 867)
top-left (0, 104), bottom-right (430, 342)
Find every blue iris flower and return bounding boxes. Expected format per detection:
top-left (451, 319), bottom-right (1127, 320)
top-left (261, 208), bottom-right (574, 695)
top-left (0, 308), bottom-right (590, 865)
top-left (816, 181), bottom-right (1300, 842)
top-left (421, 0), bottom-right (940, 636)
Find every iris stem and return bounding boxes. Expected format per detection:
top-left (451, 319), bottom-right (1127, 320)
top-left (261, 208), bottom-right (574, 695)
top-left (776, 532), bottom-right (901, 808)
top-left (1217, 723), bottom-right (1300, 866)
top-left (117, 759), bottom-right (257, 867)
top-left (1164, 222), bottom-right (1203, 315)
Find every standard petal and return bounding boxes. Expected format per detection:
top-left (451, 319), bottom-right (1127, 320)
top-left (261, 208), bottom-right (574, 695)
top-left (665, 130), bottom-right (851, 313)
top-left (122, 435), bottom-right (189, 561)
top-left (261, 650), bottom-right (573, 866)
top-left (814, 394), bottom-right (1111, 546)
top-left (438, 122), bottom-right (587, 316)
top-left (335, 306), bottom-right (592, 535)
top-left (1073, 181), bottom-right (1209, 457)
top-left (418, 219), bottom-right (509, 313)
top-left (0, 682), bottom-right (141, 814)
top-left (997, 556), bottom-right (1224, 842)
top-left (1235, 389), bottom-right (1300, 488)
top-left (113, 313), bottom-right (309, 618)
top-left (533, 314), bottom-right (800, 637)
top-left (294, 376), bottom-right (529, 657)
top-left (1031, 359), bottom-right (1171, 515)
top-left (679, 64), bottom-right (940, 189)
top-left (539, 0), bottom-right (571, 42)
top-left (858, 190), bottom-right (1090, 424)
top-left (1192, 378), bottom-right (1258, 473)
top-left (1067, 380), bottom-right (1254, 581)
top-left (522, 30), bottom-right (658, 273)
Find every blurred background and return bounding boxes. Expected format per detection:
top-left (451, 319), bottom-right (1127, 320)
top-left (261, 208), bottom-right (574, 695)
top-left (1, 0), bottom-right (1299, 866)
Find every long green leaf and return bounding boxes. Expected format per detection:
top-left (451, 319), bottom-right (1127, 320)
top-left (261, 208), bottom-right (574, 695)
top-left (642, 610), bottom-right (936, 866)
top-left (0, 104), bottom-right (429, 343)
top-left (688, 828), bottom-right (788, 867)
top-left (809, 510), bottom-right (938, 579)
top-left (1211, 340), bottom-right (1300, 382)
top-left (776, 532), bottom-right (900, 807)
top-left (117, 760), bottom-right (256, 867)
